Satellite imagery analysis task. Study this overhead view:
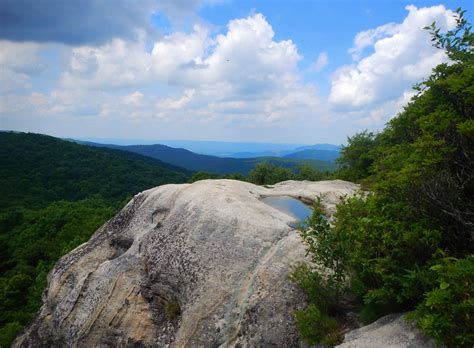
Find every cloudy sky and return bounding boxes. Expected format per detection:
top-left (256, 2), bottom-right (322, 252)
top-left (0, 0), bottom-right (472, 144)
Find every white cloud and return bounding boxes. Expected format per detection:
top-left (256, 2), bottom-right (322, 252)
top-left (309, 52), bottom-right (329, 73)
top-left (123, 91), bottom-right (144, 106)
top-left (2, 5), bottom-right (460, 143)
top-left (62, 14), bottom-right (301, 93)
top-left (158, 89), bottom-right (195, 109)
top-left (61, 34), bottom-right (153, 89)
top-left (348, 23), bottom-right (397, 60)
top-left (56, 13), bottom-right (318, 126)
top-left (329, 5), bottom-right (456, 109)
top-left (355, 89), bottom-right (416, 127)
top-left (0, 41), bottom-right (44, 93)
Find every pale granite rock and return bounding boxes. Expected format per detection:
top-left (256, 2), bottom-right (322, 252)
top-left (15, 179), bottom-right (358, 347)
top-left (337, 313), bottom-right (436, 348)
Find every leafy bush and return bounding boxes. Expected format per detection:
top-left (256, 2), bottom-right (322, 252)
top-left (294, 304), bottom-right (342, 346)
top-left (298, 198), bottom-right (350, 303)
top-left (0, 321), bottom-right (23, 348)
top-left (248, 163), bottom-right (295, 185)
top-left (335, 195), bottom-right (441, 311)
top-left (188, 171), bottom-right (248, 182)
top-left (294, 164), bottom-right (329, 182)
top-left (290, 264), bottom-right (340, 316)
top-left (223, 173), bottom-right (248, 181)
top-left (249, 162), bottom-right (330, 185)
top-left (294, 9), bottom-right (473, 346)
top-left (414, 256), bottom-right (474, 348)
top-left (188, 171), bottom-right (221, 182)
top-left (336, 131), bottom-right (377, 182)
top-left (290, 199), bottom-right (348, 345)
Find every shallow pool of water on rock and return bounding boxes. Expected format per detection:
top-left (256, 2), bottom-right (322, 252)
top-left (261, 196), bottom-right (312, 226)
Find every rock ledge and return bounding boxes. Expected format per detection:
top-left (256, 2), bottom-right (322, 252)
top-left (16, 179), bottom-right (360, 347)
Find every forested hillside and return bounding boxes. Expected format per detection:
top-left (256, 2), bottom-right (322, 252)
top-left (0, 132), bottom-right (191, 345)
top-left (0, 132), bottom-right (191, 210)
top-left (294, 12), bottom-right (473, 347)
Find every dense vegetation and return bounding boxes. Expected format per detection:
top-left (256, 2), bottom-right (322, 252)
top-left (82, 141), bottom-right (338, 175)
top-left (1, 133), bottom-right (191, 210)
top-left (188, 162), bottom-right (331, 184)
top-left (294, 10), bottom-right (473, 347)
top-left (0, 132), bottom-right (191, 346)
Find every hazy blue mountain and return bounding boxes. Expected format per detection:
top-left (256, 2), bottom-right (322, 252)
top-left (284, 149), bottom-right (341, 162)
top-left (140, 140), bottom-right (309, 157)
top-left (77, 138), bottom-right (307, 157)
top-left (293, 144), bottom-right (341, 152)
top-left (78, 141), bottom-right (338, 175)
top-left (227, 151), bottom-right (279, 158)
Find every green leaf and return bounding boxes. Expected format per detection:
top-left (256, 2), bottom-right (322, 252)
top-left (439, 281), bottom-right (450, 290)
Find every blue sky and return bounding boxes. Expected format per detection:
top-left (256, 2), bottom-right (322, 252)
top-left (1, 0), bottom-right (472, 144)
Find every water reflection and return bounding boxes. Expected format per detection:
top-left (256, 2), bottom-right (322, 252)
top-left (261, 196), bottom-right (313, 228)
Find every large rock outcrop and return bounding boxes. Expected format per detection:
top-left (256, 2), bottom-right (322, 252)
top-left (337, 313), bottom-right (436, 348)
top-left (15, 179), bottom-right (358, 347)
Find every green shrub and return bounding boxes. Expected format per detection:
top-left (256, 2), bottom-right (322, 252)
top-left (222, 173), bottom-right (247, 181)
top-left (336, 131), bottom-right (377, 182)
top-left (332, 195), bottom-right (440, 312)
top-left (293, 9), bottom-right (473, 346)
top-left (0, 321), bottom-right (22, 348)
top-left (249, 163), bottom-right (294, 185)
top-left (290, 264), bottom-right (340, 316)
top-left (294, 304), bottom-right (342, 346)
top-left (298, 198), bottom-right (350, 303)
top-left (414, 256), bottom-right (474, 348)
top-left (295, 164), bottom-right (328, 181)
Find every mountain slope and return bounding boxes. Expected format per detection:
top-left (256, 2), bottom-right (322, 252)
top-left (284, 149), bottom-right (340, 162)
top-left (79, 142), bottom-right (338, 174)
top-left (0, 132), bottom-right (191, 210)
top-left (294, 144), bottom-right (341, 152)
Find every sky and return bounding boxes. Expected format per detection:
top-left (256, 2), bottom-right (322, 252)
top-left (0, 0), bottom-right (472, 144)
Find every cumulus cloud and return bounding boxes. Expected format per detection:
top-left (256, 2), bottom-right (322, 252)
top-left (355, 90), bottom-right (416, 127)
top-left (329, 5), bottom-right (456, 109)
top-left (158, 89), bottom-right (196, 109)
top-left (0, 40), bottom-right (45, 93)
top-left (62, 14), bottom-right (301, 90)
top-left (3, 4), bottom-right (459, 143)
top-left (1, 12), bottom-right (321, 140)
top-left (0, 0), bottom-right (210, 45)
top-left (58, 13), bottom-right (317, 125)
top-left (309, 52), bottom-right (329, 73)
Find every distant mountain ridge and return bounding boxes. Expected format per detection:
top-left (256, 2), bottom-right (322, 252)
top-left (77, 138), bottom-right (307, 156)
top-left (77, 141), bottom-right (338, 174)
top-left (284, 149), bottom-right (340, 162)
top-left (293, 144), bottom-right (340, 152)
top-left (76, 137), bottom-right (341, 159)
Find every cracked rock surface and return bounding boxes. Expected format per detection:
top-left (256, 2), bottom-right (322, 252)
top-left (14, 179), bottom-right (358, 347)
